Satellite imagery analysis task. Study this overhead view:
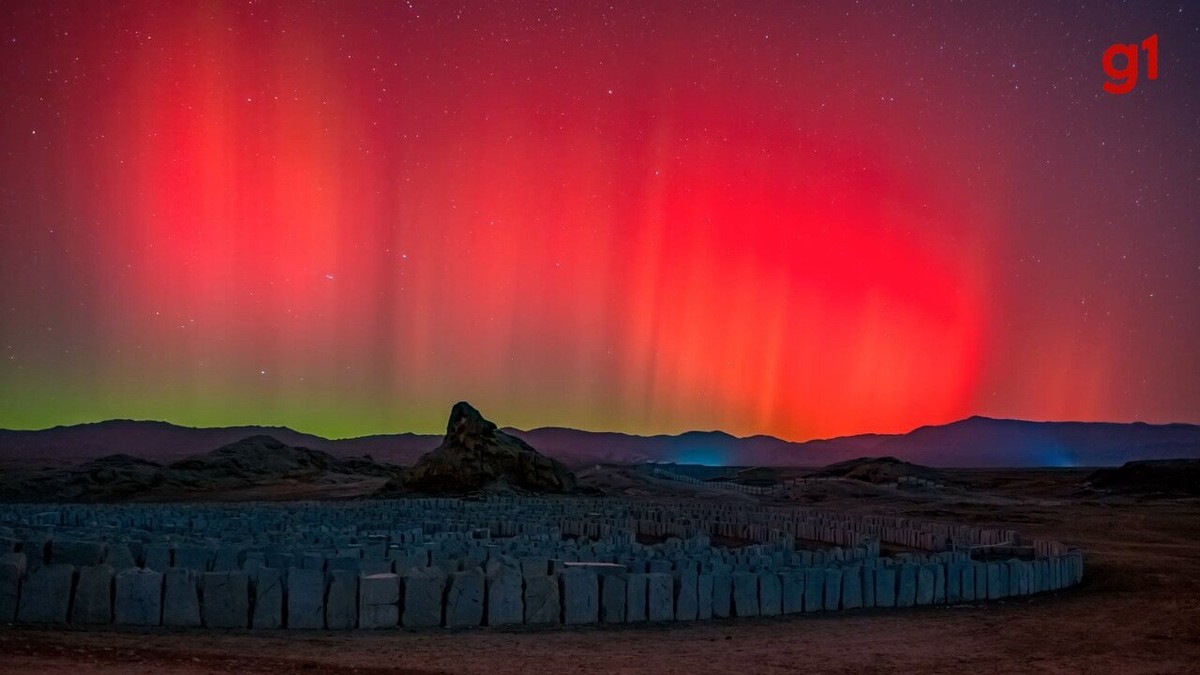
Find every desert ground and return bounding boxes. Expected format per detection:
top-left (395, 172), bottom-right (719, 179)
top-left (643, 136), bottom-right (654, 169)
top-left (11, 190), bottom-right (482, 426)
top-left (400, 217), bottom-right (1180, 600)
top-left (2, 468), bottom-right (1198, 675)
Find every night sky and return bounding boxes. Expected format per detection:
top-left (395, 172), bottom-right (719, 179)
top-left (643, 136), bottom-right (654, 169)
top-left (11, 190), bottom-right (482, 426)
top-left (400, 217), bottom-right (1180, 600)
top-left (1, 1), bottom-right (1197, 441)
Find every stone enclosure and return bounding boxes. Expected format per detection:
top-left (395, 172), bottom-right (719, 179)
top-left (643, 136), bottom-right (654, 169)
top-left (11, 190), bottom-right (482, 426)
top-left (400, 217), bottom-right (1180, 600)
top-left (0, 497), bottom-right (1083, 630)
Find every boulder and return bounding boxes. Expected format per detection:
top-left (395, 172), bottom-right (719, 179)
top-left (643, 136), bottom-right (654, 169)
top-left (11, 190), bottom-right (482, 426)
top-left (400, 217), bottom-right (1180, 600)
top-left (391, 402), bottom-right (576, 495)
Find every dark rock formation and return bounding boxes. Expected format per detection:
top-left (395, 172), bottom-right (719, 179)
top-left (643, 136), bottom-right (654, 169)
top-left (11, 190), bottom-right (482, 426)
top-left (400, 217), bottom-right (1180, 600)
top-left (808, 456), bottom-right (944, 485)
top-left (390, 402), bottom-right (577, 495)
top-left (1086, 459), bottom-right (1200, 497)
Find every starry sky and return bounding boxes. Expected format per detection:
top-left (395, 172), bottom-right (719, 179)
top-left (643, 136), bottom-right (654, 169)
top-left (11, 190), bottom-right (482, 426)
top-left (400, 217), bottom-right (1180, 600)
top-left (0, 1), bottom-right (1197, 441)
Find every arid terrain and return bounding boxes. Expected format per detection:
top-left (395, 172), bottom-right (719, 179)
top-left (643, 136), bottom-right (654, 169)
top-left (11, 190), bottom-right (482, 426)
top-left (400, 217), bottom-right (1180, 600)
top-left (2, 467), bottom-right (1199, 674)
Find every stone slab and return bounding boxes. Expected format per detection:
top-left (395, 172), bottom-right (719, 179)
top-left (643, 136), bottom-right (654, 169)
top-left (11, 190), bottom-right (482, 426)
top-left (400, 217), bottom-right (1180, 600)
top-left (115, 567), bottom-right (162, 626)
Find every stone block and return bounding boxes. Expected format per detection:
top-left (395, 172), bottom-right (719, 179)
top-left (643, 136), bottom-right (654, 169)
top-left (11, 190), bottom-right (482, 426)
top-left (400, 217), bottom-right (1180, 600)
top-left (163, 568), bottom-right (201, 627)
top-left (115, 567), bottom-right (162, 626)
top-left (0, 561), bottom-right (20, 622)
top-left (402, 567), bottom-right (445, 628)
top-left (446, 569), bottom-right (485, 628)
top-left (696, 572), bottom-right (713, 620)
top-left (143, 545), bottom-right (171, 572)
top-left (201, 571), bottom-right (249, 628)
top-left (72, 564), bottom-right (114, 624)
top-left (561, 567), bottom-right (598, 625)
top-left (173, 546), bottom-right (212, 572)
top-left (647, 572), bottom-right (674, 622)
top-left (326, 569), bottom-right (358, 629)
top-left (523, 573), bottom-right (560, 626)
top-left (252, 567), bottom-right (284, 629)
top-left (875, 566), bottom-right (897, 608)
top-left (20, 539), bottom-right (47, 572)
top-left (781, 571), bottom-right (804, 614)
top-left (358, 573), bottom-right (400, 629)
top-left (959, 564), bottom-right (976, 601)
top-left (711, 572), bottom-right (733, 619)
top-left (625, 572), bottom-right (648, 622)
top-left (987, 562), bottom-right (1004, 600)
top-left (804, 568), bottom-right (824, 612)
top-left (212, 547), bottom-right (242, 572)
top-left (601, 573), bottom-right (628, 623)
top-left (823, 568), bottom-right (842, 610)
top-left (486, 566), bottom-right (524, 626)
top-left (933, 563), bottom-right (947, 604)
top-left (861, 566), bottom-right (876, 608)
top-left (286, 567), bottom-right (326, 629)
top-left (916, 565), bottom-right (936, 605)
top-left (974, 563), bottom-right (987, 599)
top-left (104, 543), bottom-right (136, 571)
top-left (946, 563), bottom-right (962, 603)
top-left (896, 564), bottom-right (917, 608)
top-left (520, 558), bottom-right (549, 578)
top-left (841, 566), bottom-right (863, 610)
top-left (732, 571), bottom-right (759, 617)
top-left (52, 540), bottom-right (106, 567)
top-left (674, 570), bottom-right (698, 621)
top-left (759, 571), bottom-right (782, 616)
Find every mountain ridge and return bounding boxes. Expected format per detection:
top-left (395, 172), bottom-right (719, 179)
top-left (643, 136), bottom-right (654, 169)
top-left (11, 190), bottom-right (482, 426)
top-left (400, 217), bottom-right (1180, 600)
top-left (1, 416), bottom-right (1197, 468)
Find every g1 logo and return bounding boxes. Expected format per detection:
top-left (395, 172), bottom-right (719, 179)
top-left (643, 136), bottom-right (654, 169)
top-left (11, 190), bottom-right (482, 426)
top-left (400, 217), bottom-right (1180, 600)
top-left (1103, 34), bottom-right (1158, 95)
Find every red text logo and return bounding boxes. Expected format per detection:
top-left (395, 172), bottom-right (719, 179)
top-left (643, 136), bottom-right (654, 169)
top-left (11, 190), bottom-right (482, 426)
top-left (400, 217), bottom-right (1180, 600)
top-left (1103, 34), bottom-right (1158, 95)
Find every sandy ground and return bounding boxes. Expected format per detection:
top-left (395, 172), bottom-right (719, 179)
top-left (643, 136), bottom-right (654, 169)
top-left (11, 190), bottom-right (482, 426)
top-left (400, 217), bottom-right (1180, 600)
top-left (2, 470), bottom-right (1199, 674)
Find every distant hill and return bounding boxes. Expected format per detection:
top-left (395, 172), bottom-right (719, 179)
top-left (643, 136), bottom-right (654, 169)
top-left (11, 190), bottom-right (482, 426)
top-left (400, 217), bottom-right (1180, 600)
top-left (1, 416), bottom-right (1198, 468)
top-left (808, 456), bottom-right (944, 484)
top-left (0, 420), bottom-right (438, 465)
top-left (0, 435), bottom-right (401, 502)
top-left (1086, 459), bottom-right (1200, 497)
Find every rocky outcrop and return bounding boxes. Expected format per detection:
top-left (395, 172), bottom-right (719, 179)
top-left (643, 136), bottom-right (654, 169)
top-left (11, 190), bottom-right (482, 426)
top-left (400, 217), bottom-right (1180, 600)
top-left (1086, 459), bottom-right (1200, 497)
top-left (808, 456), bottom-right (944, 485)
top-left (390, 402), bottom-right (576, 495)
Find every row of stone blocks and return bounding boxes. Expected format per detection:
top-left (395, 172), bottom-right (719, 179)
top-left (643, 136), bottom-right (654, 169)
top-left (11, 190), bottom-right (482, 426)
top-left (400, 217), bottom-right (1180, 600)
top-left (1, 552), bottom-right (1084, 629)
